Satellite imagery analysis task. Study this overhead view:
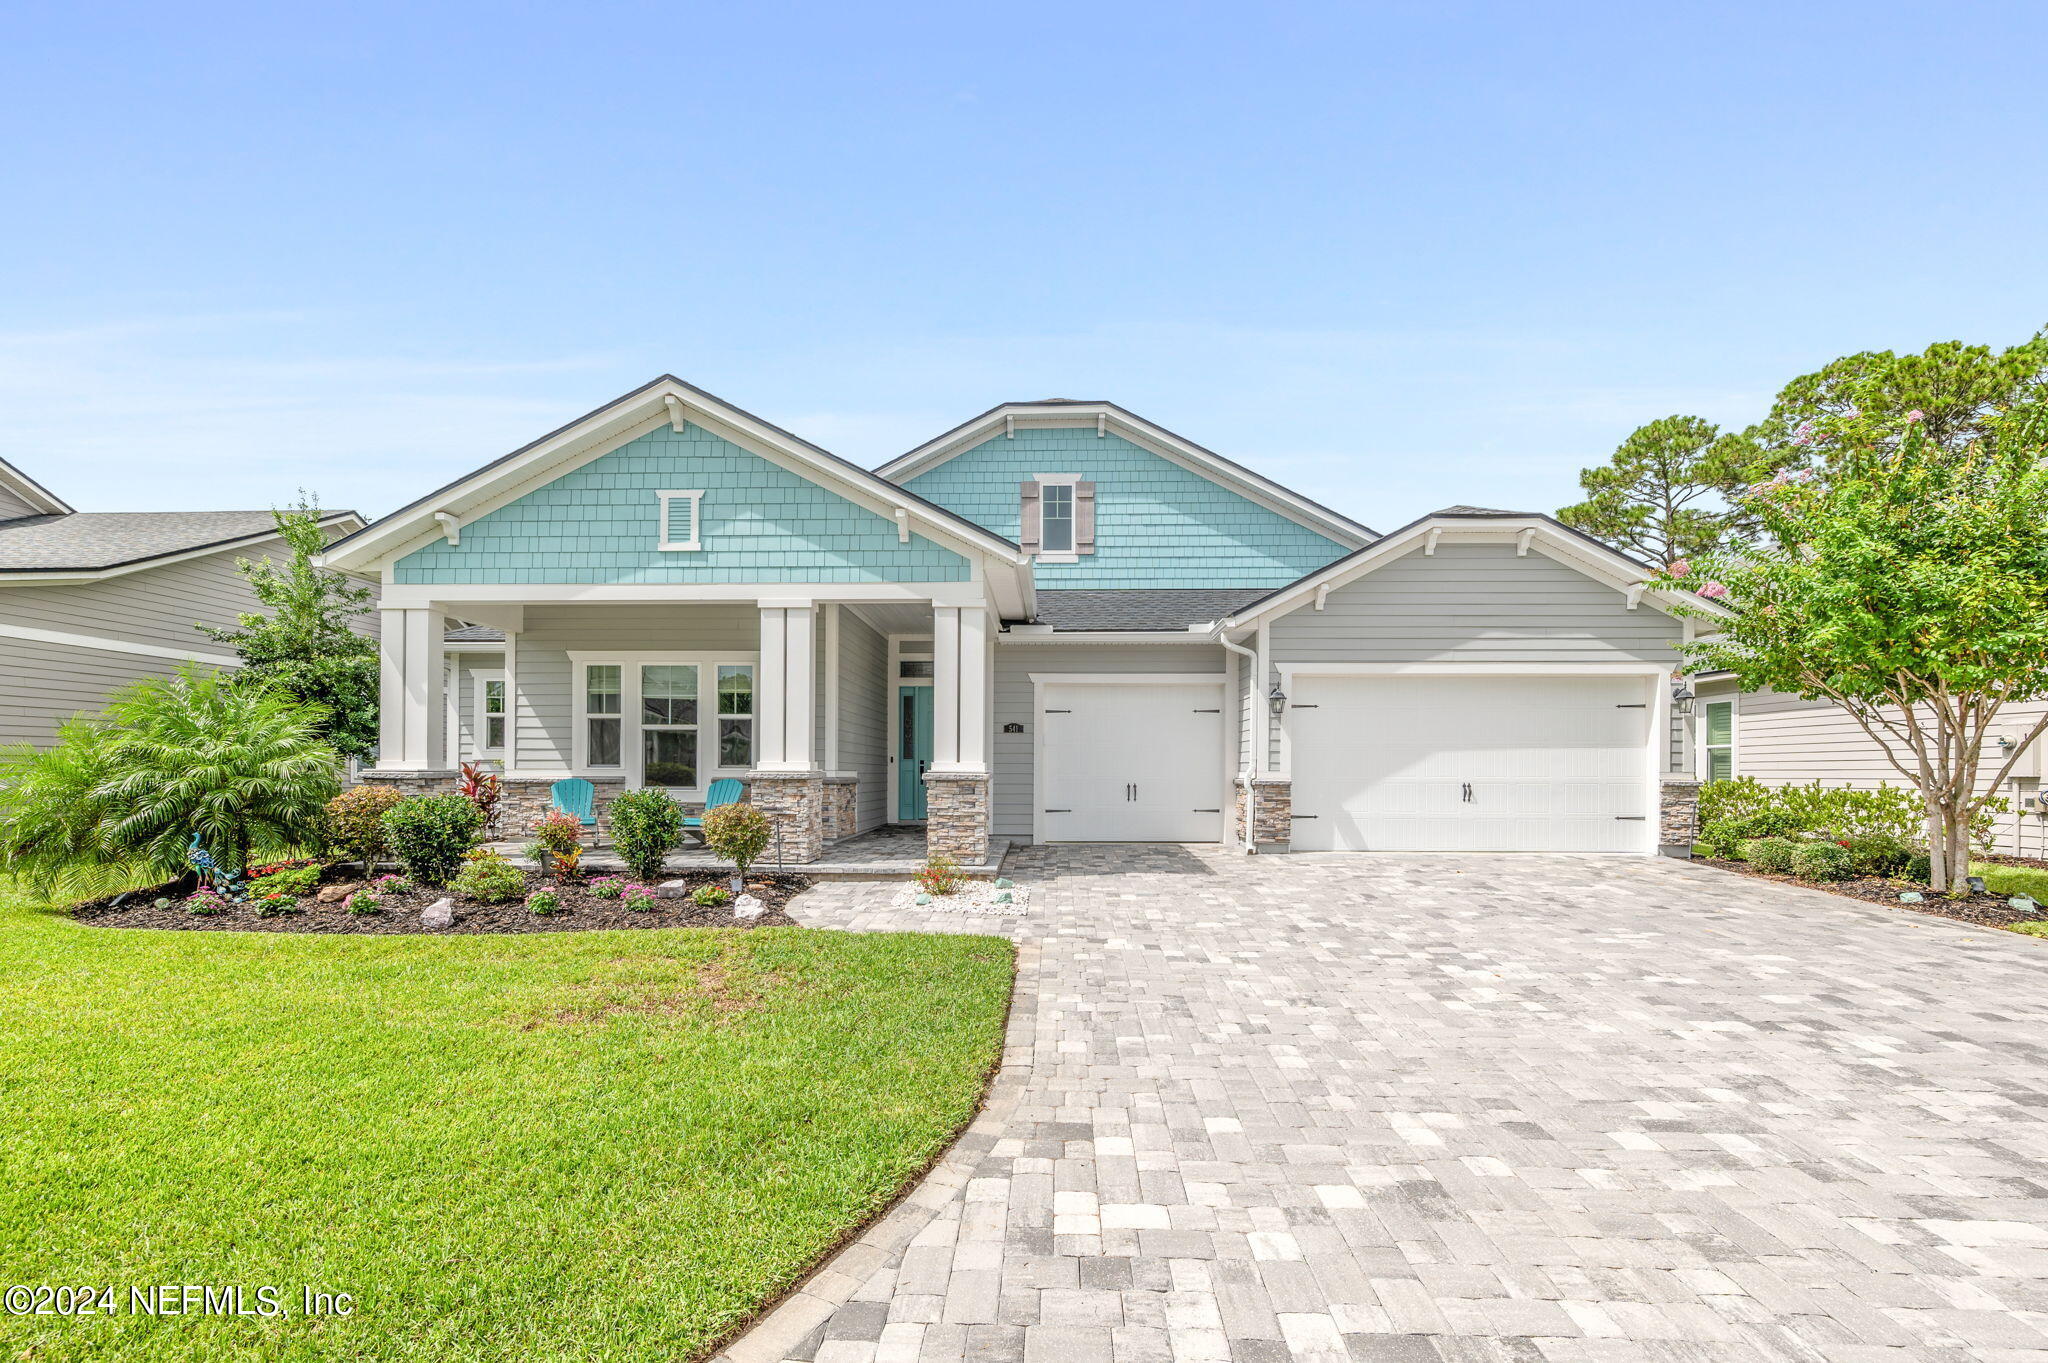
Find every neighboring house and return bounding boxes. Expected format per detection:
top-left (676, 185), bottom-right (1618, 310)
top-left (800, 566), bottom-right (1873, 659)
top-left (1689, 673), bottom-right (2048, 855)
top-left (0, 456), bottom-right (364, 747)
top-left (322, 376), bottom-right (1722, 863)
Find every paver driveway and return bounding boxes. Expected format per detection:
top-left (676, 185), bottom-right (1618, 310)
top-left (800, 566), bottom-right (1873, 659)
top-left (733, 847), bottom-right (2048, 1363)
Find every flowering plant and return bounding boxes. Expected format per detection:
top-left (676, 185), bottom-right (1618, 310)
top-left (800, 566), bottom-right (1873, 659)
top-left (620, 884), bottom-right (657, 912)
top-left (185, 888), bottom-right (230, 916)
top-left (346, 890), bottom-right (379, 915)
top-left (587, 875), bottom-right (626, 899)
top-left (526, 887), bottom-right (561, 916)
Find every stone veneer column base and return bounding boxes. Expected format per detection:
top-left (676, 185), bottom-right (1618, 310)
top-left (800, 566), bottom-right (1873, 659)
top-left (1248, 777), bottom-right (1293, 852)
top-left (1659, 778), bottom-right (1702, 858)
top-left (821, 776), bottom-right (859, 844)
top-left (361, 770), bottom-right (629, 842)
top-left (748, 772), bottom-right (826, 864)
top-left (922, 771), bottom-right (991, 865)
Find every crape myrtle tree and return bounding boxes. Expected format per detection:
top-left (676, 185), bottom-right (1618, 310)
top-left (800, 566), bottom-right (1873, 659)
top-left (1663, 399), bottom-right (2048, 893)
top-left (199, 495), bottom-right (378, 759)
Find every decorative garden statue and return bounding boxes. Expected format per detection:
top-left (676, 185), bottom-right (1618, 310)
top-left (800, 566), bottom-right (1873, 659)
top-left (185, 832), bottom-right (245, 900)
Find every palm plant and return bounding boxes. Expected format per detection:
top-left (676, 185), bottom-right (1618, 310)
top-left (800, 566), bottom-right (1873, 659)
top-left (0, 665), bottom-right (341, 891)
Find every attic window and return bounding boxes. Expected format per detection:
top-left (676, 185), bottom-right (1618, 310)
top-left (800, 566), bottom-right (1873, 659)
top-left (1040, 484), bottom-right (1075, 553)
top-left (1019, 474), bottom-right (1094, 560)
top-left (657, 490), bottom-right (703, 552)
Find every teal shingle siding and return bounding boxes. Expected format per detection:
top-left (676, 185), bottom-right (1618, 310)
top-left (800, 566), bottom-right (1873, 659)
top-left (395, 423), bottom-right (972, 585)
top-left (900, 427), bottom-right (1348, 588)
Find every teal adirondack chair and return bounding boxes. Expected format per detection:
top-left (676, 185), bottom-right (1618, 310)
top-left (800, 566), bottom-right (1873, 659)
top-left (683, 779), bottom-right (746, 843)
top-left (549, 778), bottom-right (599, 843)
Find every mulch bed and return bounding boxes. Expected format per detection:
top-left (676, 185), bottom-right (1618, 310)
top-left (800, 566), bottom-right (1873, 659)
top-left (1699, 857), bottom-right (2042, 930)
top-left (72, 867), bottom-right (809, 934)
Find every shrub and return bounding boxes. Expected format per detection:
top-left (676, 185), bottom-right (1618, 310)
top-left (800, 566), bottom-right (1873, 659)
top-left (621, 885), bottom-right (657, 912)
top-left (185, 888), bottom-right (229, 916)
top-left (1698, 778), bottom-right (2008, 855)
top-left (525, 887), bottom-right (560, 916)
top-left (252, 893), bottom-right (296, 917)
top-left (703, 803), bottom-right (771, 888)
top-left (1790, 842), bottom-right (1859, 882)
top-left (325, 784), bottom-right (405, 866)
top-left (690, 883), bottom-right (731, 907)
top-left (1905, 852), bottom-right (1932, 884)
top-left (250, 863), bottom-right (322, 898)
top-left (1842, 832), bottom-right (1912, 877)
top-left (532, 811), bottom-right (583, 857)
top-left (381, 795), bottom-right (484, 887)
top-left (916, 854), bottom-right (964, 896)
top-left (587, 875), bottom-right (626, 900)
top-left (0, 667), bottom-right (341, 891)
top-left (1741, 837), bottom-right (1799, 875)
top-left (459, 761), bottom-right (502, 836)
top-left (346, 890), bottom-right (379, 915)
top-left (451, 849), bottom-right (526, 903)
top-left (609, 789), bottom-right (684, 881)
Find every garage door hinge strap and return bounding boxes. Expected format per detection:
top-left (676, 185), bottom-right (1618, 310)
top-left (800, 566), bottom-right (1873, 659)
top-left (1615, 815), bottom-right (1646, 820)
top-left (1043, 808), bottom-right (1071, 813)
top-left (1615, 703), bottom-right (1648, 708)
top-left (1043, 708), bottom-right (1071, 713)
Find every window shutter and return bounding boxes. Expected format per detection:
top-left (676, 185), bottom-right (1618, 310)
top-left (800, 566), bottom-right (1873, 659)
top-left (1074, 481), bottom-right (1097, 555)
top-left (1018, 481), bottom-right (1041, 554)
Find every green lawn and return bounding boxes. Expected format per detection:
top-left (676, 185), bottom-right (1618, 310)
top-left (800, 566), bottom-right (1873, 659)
top-left (0, 879), bottom-right (1013, 1361)
top-left (1974, 861), bottom-right (2048, 902)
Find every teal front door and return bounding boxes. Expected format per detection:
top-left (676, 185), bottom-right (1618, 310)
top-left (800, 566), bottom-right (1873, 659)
top-left (896, 685), bottom-right (934, 820)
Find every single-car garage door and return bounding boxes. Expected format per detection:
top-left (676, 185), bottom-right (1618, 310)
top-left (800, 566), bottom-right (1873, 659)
top-left (1287, 673), bottom-right (1654, 852)
top-left (1039, 679), bottom-right (1225, 842)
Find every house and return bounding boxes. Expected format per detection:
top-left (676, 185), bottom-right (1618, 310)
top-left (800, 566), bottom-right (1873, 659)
top-left (321, 376), bottom-right (1722, 862)
top-left (1689, 673), bottom-right (2048, 856)
top-left (0, 457), bottom-right (364, 747)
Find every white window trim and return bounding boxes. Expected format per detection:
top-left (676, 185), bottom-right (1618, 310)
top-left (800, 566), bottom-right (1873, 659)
top-left (473, 670), bottom-right (508, 757)
top-left (568, 650), bottom-right (759, 793)
top-left (656, 489), bottom-right (704, 552)
top-left (1701, 697), bottom-right (1736, 783)
top-left (1032, 472), bottom-right (1081, 563)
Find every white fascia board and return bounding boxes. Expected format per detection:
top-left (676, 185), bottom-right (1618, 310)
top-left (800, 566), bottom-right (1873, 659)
top-left (320, 378), bottom-right (1030, 581)
top-left (1221, 517), bottom-right (1730, 629)
top-left (999, 630), bottom-right (1225, 646)
top-left (0, 458), bottom-right (74, 516)
top-left (0, 513), bottom-right (364, 585)
top-left (378, 581), bottom-right (995, 607)
top-left (879, 403), bottom-right (1376, 550)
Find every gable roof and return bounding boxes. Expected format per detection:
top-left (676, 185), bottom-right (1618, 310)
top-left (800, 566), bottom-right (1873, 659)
top-left (320, 376), bottom-right (1035, 616)
top-left (1216, 508), bottom-right (1732, 629)
top-left (0, 510), bottom-right (363, 579)
top-left (876, 401), bottom-right (1378, 550)
top-left (0, 456), bottom-right (75, 518)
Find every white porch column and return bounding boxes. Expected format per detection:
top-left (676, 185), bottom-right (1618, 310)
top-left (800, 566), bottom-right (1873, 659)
top-left (929, 604), bottom-right (990, 773)
top-left (755, 602), bottom-right (817, 772)
top-left (377, 606), bottom-right (445, 771)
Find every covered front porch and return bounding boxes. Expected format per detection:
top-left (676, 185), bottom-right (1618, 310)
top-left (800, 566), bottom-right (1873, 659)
top-left (368, 592), bottom-right (999, 865)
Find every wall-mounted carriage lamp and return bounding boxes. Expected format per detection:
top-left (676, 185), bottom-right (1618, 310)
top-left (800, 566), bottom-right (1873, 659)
top-left (1267, 682), bottom-right (1288, 717)
top-left (1670, 678), bottom-right (1695, 717)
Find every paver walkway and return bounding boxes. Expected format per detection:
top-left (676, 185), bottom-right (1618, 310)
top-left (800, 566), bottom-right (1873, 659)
top-left (734, 846), bottom-right (2048, 1363)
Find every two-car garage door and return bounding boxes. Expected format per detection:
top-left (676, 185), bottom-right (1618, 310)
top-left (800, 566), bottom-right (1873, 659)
top-left (1287, 674), bottom-right (1654, 852)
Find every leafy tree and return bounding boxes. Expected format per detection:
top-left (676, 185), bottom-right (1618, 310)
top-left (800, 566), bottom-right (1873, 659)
top-left (199, 494), bottom-right (378, 758)
top-left (1664, 400), bottom-right (2048, 893)
top-left (0, 666), bottom-right (342, 890)
top-left (1558, 415), bottom-right (1773, 565)
top-left (1751, 328), bottom-right (2048, 466)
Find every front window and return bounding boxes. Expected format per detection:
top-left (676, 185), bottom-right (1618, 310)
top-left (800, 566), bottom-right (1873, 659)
top-left (482, 678), bottom-right (506, 753)
top-left (718, 665), bottom-right (754, 767)
top-left (1039, 482), bottom-right (1075, 553)
top-left (586, 665), bottom-right (622, 767)
top-left (1703, 700), bottom-right (1734, 782)
top-left (641, 665), bottom-right (698, 787)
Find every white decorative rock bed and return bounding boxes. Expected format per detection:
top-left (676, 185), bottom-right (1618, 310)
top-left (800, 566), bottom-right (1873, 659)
top-left (890, 881), bottom-right (1030, 916)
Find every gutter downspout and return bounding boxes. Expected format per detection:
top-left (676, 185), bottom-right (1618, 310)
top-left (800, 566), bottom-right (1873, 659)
top-left (1216, 625), bottom-right (1259, 854)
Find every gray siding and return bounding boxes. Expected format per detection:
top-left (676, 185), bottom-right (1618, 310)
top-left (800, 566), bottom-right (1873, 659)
top-left (1266, 543), bottom-right (1684, 770)
top-left (0, 542), bottom-right (306, 653)
top-left (837, 610), bottom-right (889, 832)
top-left (511, 604), bottom-right (759, 773)
top-left (992, 642), bottom-right (1226, 839)
top-left (0, 485), bottom-right (43, 522)
top-left (0, 636), bottom-right (205, 747)
top-left (451, 651), bottom-right (505, 763)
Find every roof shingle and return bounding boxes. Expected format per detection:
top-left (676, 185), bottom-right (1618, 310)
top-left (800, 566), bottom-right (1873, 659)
top-left (0, 511), bottom-right (289, 571)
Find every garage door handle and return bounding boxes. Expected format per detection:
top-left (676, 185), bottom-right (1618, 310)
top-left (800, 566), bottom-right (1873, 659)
top-left (1461, 782), bottom-right (1473, 802)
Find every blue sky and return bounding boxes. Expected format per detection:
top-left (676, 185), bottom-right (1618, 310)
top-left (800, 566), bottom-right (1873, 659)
top-left (3, 1), bottom-right (2044, 529)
